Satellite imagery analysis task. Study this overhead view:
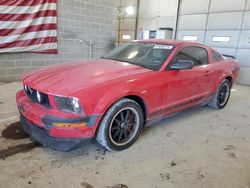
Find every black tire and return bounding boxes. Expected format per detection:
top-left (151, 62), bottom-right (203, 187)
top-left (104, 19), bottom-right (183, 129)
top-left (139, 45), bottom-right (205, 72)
top-left (208, 79), bottom-right (231, 109)
top-left (96, 98), bottom-right (144, 151)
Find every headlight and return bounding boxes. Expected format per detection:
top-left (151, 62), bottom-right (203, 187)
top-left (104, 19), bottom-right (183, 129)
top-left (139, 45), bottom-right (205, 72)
top-left (55, 96), bottom-right (82, 114)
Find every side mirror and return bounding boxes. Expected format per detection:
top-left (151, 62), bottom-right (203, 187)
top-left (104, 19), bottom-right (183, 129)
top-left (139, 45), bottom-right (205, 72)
top-left (170, 60), bottom-right (194, 70)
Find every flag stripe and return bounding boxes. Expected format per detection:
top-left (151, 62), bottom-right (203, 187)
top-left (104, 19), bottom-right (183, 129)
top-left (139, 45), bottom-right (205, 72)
top-left (0, 30), bottom-right (57, 45)
top-left (0, 0), bottom-right (58, 54)
top-left (0, 10), bottom-right (57, 21)
top-left (0, 24), bottom-right (57, 37)
top-left (0, 37), bottom-right (57, 49)
top-left (0, 0), bottom-right (56, 6)
top-left (34, 49), bottom-right (58, 54)
top-left (0, 43), bottom-right (57, 53)
top-left (0, 16), bottom-right (56, 30)
top-left (0, 3), bottom-right (56, 14)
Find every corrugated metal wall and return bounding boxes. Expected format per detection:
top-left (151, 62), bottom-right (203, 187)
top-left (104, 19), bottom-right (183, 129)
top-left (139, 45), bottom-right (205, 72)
top-left (119, 0), bottom-right (179, 42)
top-left (177, 0), bottom-right (250, 85)
top-left (138, 0), bottom-right (178, 38)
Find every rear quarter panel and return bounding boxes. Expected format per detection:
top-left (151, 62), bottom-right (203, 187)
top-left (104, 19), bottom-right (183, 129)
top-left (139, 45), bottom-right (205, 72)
top-left (209, 58), bottom-right (240, 92)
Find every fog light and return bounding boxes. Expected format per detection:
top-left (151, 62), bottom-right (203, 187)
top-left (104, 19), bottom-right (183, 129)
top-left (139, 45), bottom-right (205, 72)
top-left (23, 84), bottom-right (28, 92)
top-left (36, 91), bottom-right (41, 103)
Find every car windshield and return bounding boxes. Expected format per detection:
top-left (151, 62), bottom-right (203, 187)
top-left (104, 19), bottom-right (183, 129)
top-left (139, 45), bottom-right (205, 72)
top-left (102, 42), bottom-right (175, 71)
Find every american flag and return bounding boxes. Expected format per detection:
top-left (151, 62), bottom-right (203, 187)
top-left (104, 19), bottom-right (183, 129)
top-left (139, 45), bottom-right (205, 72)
top-left (0, 0), bottom-right (58, 54)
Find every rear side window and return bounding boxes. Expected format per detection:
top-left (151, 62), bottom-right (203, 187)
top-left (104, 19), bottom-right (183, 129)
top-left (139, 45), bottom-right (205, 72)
top-left (173, 46), bottom-right (208, 66)
top-left (212, 50), bottom-right (223, 62)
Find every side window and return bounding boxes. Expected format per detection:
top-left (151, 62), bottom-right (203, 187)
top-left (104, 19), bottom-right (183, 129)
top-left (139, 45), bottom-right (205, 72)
top-left (212, 50), bottom-right (223, 62)
top-left (173, 46), bottom-right (208, 66)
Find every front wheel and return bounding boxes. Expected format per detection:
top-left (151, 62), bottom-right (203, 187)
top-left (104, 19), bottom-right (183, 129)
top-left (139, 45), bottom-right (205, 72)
top-left (96, 98), bottom-right (144, 151)
top-left (208, 79), bottom-right (231, 109)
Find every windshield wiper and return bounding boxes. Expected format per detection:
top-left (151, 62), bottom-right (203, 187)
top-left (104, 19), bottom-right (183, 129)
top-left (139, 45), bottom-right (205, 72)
top-left (101, 57), bottom-right (123, 62)
top-left (102, 57), bottom-right (136, 65)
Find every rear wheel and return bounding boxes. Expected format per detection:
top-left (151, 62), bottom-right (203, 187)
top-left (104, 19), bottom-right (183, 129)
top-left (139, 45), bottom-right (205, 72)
top-left (96, 98), bottom-right (144, 151)
top-left (208, 79), bottom-right (231, 109)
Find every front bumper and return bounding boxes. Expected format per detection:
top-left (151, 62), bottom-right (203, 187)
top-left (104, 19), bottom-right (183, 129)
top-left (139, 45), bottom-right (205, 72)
top-left (17, 90), bottom-right (101, 151)
top-left (20, 115), bottom-right (90, 152)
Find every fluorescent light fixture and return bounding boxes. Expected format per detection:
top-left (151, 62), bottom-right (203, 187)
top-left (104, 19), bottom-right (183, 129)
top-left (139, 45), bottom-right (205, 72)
top-left (125, 6), bottom-right (134, 15)
top-left (212, 36), bottom-right (231, 43)
top-left (122, 34), bottom-right (132, 40)
top-left (183, 36), bottom-right (198, 41)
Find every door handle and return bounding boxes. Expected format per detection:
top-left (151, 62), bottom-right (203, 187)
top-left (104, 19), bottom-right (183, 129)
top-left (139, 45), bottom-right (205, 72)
top-left (205, 70), bottom-right (210, 75)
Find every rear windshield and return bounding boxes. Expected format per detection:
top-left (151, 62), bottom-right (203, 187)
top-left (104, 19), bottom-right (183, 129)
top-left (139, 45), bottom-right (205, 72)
top-left (102, 42), bottom-right (175, 71)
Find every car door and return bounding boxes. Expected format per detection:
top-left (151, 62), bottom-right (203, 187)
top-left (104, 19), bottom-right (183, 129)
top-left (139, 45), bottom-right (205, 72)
top-left (164, 46), bottom-right (211, 108)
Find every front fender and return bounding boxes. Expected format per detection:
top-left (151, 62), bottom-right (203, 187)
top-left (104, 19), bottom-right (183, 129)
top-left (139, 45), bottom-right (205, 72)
top-left (93, 86), bottom-right (146, 116)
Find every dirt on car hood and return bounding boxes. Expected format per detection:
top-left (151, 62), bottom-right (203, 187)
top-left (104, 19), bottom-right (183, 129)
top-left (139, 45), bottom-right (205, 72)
top-left (22, 59), bottom-right (152, 96)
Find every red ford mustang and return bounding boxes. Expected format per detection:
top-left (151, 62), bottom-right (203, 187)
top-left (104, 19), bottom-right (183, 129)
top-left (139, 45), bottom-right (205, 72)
top-left (16, 39), bottom-right (240, 152)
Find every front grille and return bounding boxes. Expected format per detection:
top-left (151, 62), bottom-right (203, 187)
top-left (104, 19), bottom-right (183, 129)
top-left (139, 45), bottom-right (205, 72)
top-left (24, 85), bottom-right (51, 108)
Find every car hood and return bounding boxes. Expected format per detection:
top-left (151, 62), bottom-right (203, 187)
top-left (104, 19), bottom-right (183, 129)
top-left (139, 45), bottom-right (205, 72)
top-left (22, 59), bottom-right (152, 96)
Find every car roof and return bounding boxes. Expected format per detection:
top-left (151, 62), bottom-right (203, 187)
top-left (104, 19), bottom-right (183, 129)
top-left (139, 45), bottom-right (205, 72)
top-left (135, 39), bottom-right (201, 47)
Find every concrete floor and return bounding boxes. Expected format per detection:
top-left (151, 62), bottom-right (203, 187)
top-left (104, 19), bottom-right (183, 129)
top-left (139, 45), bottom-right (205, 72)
top-left (0, 82), bottom-right (250, 188)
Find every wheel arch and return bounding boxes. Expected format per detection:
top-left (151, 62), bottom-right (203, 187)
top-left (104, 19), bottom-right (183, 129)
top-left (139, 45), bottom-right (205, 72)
top-left (93, 93), bottom-right (148, 136)
top-left (224, 76), bottom-right (233, 86)
top-left (213, 72), bottom-right (233, 93)
top-left (123, 95), bottom-right (147, 121)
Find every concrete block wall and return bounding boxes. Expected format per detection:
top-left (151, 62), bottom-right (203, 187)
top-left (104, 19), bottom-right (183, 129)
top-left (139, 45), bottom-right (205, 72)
top-left (0, 0), bottom-right (118, 82)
